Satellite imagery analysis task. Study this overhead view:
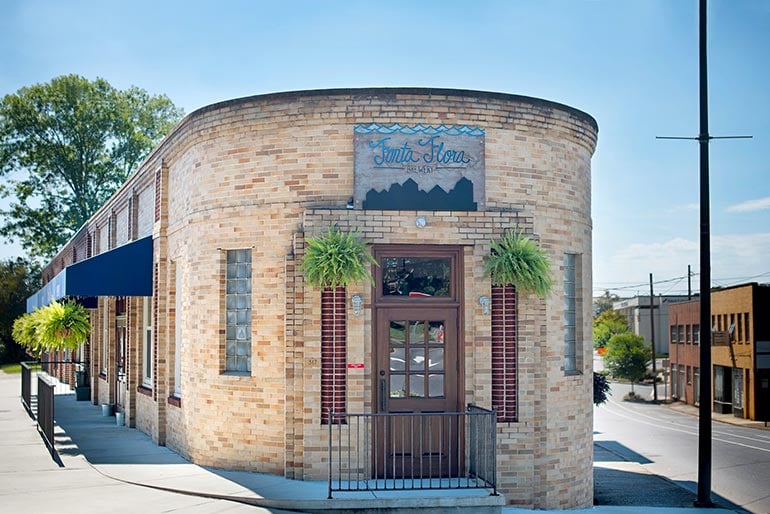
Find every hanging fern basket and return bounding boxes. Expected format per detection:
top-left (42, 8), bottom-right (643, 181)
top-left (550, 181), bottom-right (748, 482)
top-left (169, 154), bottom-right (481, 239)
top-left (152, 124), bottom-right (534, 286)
top-left (484, 231), bottom-right (553, 298)
top-left (301, 227), bottom-right (377, 289)
top-left (12, 300), bottom-right (91, 355)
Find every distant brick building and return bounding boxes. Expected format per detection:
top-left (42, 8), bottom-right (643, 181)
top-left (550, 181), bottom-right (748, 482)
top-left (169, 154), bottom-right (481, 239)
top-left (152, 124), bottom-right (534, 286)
top-left (28, 88), bottom-right (598, 509)
top-left (668, 300), bottom-right (701, 405)
top-left (668, 283), bottom-right (770, 422)
top-left (711, 283), bottom-right (770, 421)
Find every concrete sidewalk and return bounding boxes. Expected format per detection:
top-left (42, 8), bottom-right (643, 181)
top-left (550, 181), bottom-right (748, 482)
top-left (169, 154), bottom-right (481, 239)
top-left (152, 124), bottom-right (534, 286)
top-left (0, 370), bottom-right (741, 514)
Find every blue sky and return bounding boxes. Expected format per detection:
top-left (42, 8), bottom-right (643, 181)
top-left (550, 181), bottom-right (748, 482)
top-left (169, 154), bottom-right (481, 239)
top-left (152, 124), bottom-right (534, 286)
top-left (1, 0), bottom-right (768, 296)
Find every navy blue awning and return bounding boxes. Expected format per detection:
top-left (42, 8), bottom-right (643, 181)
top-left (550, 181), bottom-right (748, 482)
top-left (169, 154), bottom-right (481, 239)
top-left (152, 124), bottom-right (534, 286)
top-left (27, 236), bottom-right (153, 312)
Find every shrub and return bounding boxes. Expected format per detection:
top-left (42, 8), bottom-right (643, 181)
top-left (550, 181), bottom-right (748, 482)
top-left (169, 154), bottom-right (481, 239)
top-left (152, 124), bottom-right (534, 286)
top-left (593, 371), bottom-right (611, 405)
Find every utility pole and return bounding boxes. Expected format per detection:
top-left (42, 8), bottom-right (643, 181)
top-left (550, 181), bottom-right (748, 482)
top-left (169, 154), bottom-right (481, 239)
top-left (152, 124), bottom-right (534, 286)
top-left (695, 0), bottom-right (713, 505)
top-left (656, 0), bottom-right (751, 506)
top-left (649, 273), bottom-right (658, 402)
top-left (688, 264), bottom-right (692, 300)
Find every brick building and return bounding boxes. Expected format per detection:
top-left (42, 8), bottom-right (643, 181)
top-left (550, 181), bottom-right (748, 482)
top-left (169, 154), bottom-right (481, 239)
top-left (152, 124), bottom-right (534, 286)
top-left (711, 283), bottom-right (770, 421)
top-left (668, 283), bottom-right (770, 422)
top-left (668, 299), bottom-right (701, 406)
top-left (27, 88), bottom-right (598, 508)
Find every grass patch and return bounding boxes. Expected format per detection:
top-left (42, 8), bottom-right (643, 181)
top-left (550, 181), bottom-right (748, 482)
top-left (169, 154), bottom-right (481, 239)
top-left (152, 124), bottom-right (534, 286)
top-left (0, 363), bottom-right (22, 374)
top-left (0, 362), bottom-right (41, 374)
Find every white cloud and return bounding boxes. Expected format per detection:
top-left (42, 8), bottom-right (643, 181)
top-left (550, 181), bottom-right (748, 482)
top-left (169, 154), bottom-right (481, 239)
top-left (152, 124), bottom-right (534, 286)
top-left (669, 203), bottom-right (699, 212)
top-left (595, 233), bottom-right (770, 294)
top-left (727, 197), bottom-right (770, 213)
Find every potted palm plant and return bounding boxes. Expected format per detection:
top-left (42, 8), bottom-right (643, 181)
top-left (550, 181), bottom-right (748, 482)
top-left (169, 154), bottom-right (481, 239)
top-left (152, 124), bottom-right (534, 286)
top-left (484, 231), bottom-right (553, 297)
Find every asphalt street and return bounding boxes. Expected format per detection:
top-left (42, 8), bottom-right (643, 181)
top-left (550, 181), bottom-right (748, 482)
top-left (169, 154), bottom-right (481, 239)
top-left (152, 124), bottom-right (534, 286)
top-left (594, 381), bottom-right (770, 513)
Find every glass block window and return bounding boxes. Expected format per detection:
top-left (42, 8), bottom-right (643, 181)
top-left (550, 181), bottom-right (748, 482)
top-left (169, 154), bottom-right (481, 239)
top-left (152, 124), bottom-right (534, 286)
top-left (225, 249), bottom-right (252, 372)
top-left (564, 253), bottom-right (577, 373)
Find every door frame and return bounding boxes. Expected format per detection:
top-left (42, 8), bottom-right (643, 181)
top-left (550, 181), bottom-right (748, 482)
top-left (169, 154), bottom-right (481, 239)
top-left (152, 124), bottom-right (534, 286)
top-left (114, 312), bottom-right (127, 413)
top-left (370, 245), bottom-right (465, 477)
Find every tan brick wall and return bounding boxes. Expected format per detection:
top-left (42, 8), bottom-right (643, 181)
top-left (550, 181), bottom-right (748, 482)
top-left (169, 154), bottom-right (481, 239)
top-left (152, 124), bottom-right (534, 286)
top-left (40, 89), bottom-right (597, 509)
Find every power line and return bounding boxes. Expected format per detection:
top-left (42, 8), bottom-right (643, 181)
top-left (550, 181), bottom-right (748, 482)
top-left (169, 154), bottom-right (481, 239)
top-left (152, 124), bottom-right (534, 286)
top-left (594, 270), bottom-right (769, 295)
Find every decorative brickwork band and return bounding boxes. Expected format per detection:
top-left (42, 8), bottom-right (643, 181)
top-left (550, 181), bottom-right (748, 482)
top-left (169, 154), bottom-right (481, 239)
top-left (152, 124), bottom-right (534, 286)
top-left (154, 169), bottom-right (162, 222)
top-left (321, 286), bottom-right (346, 424)
top-left (153, 262), bottom-right (159, 402)
top-left (491, 284), bottom-right (517, 422)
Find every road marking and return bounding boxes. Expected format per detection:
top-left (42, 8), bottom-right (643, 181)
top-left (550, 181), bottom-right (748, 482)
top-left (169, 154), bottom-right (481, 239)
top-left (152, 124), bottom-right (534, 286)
top-left (604, 395), bottom-right (770, 443)
top-left (601, 398), bottom-right (770, 454)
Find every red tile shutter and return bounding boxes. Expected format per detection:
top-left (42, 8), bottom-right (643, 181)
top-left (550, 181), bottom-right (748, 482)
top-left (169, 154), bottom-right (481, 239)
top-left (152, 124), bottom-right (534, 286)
top-left (321, 286), bottom-right (346, 424)
top-left (491, 284), bottom-right (517, 422)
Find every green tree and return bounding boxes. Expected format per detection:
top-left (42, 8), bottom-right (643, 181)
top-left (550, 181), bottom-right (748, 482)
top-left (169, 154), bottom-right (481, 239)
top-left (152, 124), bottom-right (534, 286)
top-left (603, 333), bottom-right (650, 394)
top-left (593, 308), bottom-right (630, 349)
top-left (0, 75), bottom-right (184, 259)
top-left (593, 289), bottom-right (619, 317)
top-left (0, 258), bottom-right (40, 363)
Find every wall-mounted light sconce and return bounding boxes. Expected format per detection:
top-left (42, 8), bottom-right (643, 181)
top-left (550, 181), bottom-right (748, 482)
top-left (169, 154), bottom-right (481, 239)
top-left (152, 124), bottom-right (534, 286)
top-left (479, 295), bottom-right (490, 316)
top-left (351, 294), bottom-right (363, 316)
top-left (415, 217), bottom-right (427, 228)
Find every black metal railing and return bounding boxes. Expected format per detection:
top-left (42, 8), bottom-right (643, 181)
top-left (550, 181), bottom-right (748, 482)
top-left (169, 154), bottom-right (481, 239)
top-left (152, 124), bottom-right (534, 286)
top-left (37, 374), bottom-right (55, 452)
top-left (21, 362), bottom-right (33, 417)
top-left (328, 405), bottom-right (497, 498)
top-left (20, 360), bottom-right (82, 460)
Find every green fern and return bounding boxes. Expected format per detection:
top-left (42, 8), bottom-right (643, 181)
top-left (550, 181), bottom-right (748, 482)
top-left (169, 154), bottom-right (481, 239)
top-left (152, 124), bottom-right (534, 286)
top-left (12, 311), bottom-right (44, 356)
top-left (13, 300), bottom-right (91, 354)
top-left (484, 231), bottom-right (553, 297)
top-left (301, 227), bottom-right (377, 289)
top-left (36, 300), bottom-right (91, 350)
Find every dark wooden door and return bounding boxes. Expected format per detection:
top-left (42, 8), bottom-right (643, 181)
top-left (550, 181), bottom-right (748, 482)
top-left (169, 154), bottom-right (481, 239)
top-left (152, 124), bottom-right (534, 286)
top-left (374, 307), bottom-right (459, 478)
top-left (115, 315), bottom-right (127, 412)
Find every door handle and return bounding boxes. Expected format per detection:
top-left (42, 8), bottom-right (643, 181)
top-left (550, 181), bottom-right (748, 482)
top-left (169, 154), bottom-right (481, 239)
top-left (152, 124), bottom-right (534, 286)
top-left (379, 378), bottom-right (387, 412)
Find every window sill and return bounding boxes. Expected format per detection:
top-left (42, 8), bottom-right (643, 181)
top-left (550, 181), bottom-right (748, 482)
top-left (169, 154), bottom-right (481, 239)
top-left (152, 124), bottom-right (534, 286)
top-left (220, 371), bottom-right (251, 378)
top-left (167, 395), bottom-right (182, 408)
top-left (137, 385), bottom-right (153, 397)
top-left (564, 369), bottom-right (582, 377)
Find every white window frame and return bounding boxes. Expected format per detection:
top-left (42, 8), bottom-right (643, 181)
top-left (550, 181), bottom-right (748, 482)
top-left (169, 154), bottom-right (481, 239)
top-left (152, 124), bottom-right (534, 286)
top-left (142, 296), bottom-right (153, 388)
top-left (174, 264), bottom-right (182, 397)
top-left (101, 305), bottom-right (109, 375)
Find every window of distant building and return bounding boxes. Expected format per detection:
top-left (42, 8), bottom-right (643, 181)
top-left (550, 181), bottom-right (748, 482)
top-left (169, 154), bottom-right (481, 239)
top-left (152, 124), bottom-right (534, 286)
top-left (744, 313), bottom-right (750, 342)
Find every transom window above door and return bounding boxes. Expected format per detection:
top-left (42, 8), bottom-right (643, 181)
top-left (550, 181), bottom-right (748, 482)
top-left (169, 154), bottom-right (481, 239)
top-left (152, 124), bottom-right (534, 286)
top-left (382, 257), bottom-right (451, 297)
top-left (374, 246), bottom-right (462, 304)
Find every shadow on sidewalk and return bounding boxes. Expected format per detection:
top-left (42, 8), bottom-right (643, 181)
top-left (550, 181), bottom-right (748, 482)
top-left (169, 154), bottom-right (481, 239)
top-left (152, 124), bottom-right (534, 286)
top-left (52, 393), bottom-right (188, 465)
